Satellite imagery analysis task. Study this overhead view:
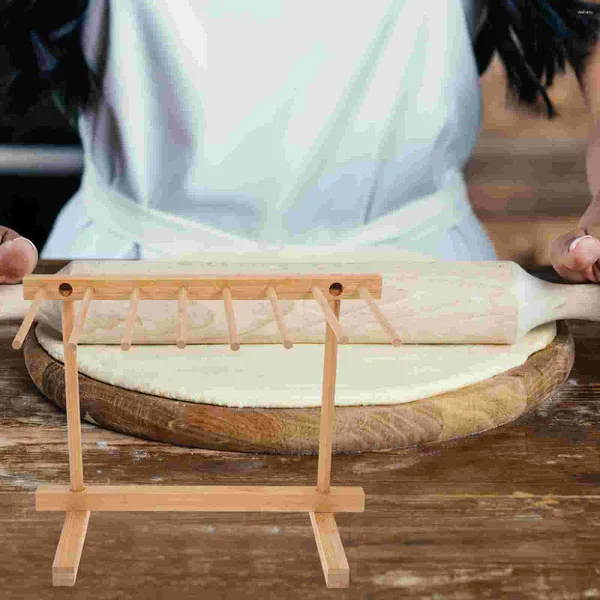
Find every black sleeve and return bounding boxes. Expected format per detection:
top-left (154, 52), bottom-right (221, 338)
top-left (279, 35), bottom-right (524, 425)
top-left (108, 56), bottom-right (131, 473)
top-left (0, 0), bottom-right (102, 134)
top-left (474, 0), bottom-right (600, 119)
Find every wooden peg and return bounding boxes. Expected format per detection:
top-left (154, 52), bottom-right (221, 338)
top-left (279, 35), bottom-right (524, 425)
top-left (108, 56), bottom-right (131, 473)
top-left (176, 287), bottom-right (188, 349)
top-left (121, 288), bottom-right (140, 351)
top-left (67, 287), bottom-right (94, 349)
top-left (266, 286), bottom-right (293, 349)
top-left (358, 286), bottom-right (402, 347)
top-left (311, 287), bottom-right (349, 344)
top-left (222, 287), bottom-right (240, 351)
top-left (12, 287), bottom-right (46, 350)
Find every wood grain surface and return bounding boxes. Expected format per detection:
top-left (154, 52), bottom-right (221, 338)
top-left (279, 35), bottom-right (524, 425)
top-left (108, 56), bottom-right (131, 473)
top-left (2, 314), bottom-right (600, 598)
top-left (2, 315), bottom-right (600, 599)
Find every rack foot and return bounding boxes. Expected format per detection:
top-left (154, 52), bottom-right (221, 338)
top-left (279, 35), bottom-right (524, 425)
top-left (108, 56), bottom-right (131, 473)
top-left (52, 510), bottom-right (90, 587)
top-left (310, 512), bottom-right (350, 588)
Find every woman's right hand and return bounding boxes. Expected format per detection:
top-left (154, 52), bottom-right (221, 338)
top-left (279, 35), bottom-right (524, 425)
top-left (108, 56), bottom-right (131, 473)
top-left (0, 227), bottom-right (38, 284)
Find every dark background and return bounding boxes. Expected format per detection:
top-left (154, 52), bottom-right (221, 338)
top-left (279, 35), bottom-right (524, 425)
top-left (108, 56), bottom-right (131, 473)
top-left (1, 97), bottom-right (82, 251)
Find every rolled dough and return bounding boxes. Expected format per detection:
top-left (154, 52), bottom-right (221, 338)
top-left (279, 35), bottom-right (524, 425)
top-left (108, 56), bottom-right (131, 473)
top-left (35, 320), bottom-right (556, 408)
top-left (30, 252), bottom-right (556, 408)
top-left (36, 251), bottom-right (440, 346)
top-left (36, 251), bottom-right (516, 345)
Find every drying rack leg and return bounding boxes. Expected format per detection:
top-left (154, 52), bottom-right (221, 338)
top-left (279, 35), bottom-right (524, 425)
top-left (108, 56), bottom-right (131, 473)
top-left (51, 301), bottom-right (88, 587)
top-left (312, 298), bottom-right (350, 588)
top-left (310, 512), bottom-right (350, 588)
top-left (62, 301), bottom-right (85, 492)
top-left (317, 299), bottom-right (340, 493)
top-left (52, 510), bottom-right (90, 587)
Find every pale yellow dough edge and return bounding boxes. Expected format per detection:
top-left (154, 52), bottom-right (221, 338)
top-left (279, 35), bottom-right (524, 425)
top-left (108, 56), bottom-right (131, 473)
top-left (35, 320), bottom-right (556, 408)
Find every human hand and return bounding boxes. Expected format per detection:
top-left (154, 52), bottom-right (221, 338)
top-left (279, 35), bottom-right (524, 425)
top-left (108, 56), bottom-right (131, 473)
top-left (551, 189), bottom-right (600, 282)
top-left (0, 227), bottom-right (38, 284)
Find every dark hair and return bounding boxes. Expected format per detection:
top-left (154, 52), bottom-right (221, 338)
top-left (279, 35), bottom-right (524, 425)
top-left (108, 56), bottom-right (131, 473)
top-left (475, 0), bottom-right (600, 119)
top-left (1, 1), bottom-right (600, 132)
top-left (0, 0), bottom-right (102, 132)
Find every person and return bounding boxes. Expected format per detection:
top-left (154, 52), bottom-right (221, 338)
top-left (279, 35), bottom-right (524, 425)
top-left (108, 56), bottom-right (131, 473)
top-left (1, 0), bottom-right (600, 284)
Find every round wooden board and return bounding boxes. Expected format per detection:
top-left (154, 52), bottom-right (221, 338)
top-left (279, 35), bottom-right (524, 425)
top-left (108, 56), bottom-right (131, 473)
top-left (23, 321), bottom-right (575, 455)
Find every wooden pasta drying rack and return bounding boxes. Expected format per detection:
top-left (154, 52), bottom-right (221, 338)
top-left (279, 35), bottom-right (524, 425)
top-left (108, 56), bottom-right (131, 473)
top-left (13, 272), bottom-right (401, 588)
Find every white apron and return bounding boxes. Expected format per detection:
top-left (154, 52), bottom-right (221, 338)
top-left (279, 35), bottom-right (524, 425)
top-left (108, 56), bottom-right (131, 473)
top-left (42, 0), bottom-right (497, 261)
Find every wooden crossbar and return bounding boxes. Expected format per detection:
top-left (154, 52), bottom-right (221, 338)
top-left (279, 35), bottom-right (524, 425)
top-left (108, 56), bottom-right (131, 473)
top-left (13, 271), bottom-right (400, 589)
top-left (36, 485), bottom-right (365, 513)
top-left (23, 274), bottom-right (382, 301)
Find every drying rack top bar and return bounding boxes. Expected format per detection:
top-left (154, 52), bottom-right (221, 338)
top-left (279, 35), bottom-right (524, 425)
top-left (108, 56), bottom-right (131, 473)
top-left (23, 273), bottom-right (383, 301)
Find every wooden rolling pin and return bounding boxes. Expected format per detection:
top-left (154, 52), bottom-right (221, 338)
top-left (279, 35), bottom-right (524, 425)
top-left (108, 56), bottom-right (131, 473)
top-left (3, 258), bottom-right (600, 345)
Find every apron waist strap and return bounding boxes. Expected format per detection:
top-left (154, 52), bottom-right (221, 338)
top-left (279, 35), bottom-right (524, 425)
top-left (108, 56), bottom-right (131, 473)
top-left (81, 161), bottom-right (473, 256)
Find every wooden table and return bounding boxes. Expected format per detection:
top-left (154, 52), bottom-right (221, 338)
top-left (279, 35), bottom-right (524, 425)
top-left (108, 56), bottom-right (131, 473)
top-left (1, 263), bottom-right (599, 599)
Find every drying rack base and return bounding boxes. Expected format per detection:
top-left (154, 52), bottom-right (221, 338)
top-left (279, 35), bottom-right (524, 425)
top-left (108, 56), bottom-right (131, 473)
top-left (38, 484), bottom-right (364, 588)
